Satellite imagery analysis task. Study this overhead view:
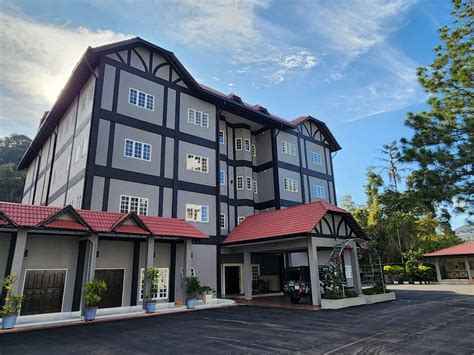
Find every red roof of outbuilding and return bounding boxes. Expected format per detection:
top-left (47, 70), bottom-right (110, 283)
top-left (223, 200), bottom-right (359, 244)
top-left (0, 202), bottom-right (207, 239)
top-left (425, 241), bottom-right (474, 257)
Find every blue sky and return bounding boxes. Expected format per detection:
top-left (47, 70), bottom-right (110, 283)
top-left (0, 1), bottom-right (466, 227)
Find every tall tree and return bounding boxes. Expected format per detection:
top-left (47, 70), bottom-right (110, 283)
top-left (376, 141), bottom-right (408, 191)
top-left (401, 0), bottom-right (473, 221)
top-left (0, 133), bottom-right (32, 203)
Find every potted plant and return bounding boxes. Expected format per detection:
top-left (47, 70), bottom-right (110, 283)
top-left (200, 286), bottom-right (215, 305)
top-left (83, 278), bottom-right (107, 321)
top-left (144, 267), bottom-right (159, 313)
top-left (1, 273), bottom-right (25, 330)
top-left (185, 276), bottom-right (201, 309)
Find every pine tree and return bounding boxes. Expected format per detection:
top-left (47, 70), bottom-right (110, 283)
top-left (401, 0), bottom-right (473, 221)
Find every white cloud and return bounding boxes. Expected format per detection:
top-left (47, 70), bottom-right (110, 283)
top-left (300, 0), bottom-right (416, 58)
top-left (270, 51), bottom-right (319, 83)
top-left (0, 12), bottom-right (130, 136)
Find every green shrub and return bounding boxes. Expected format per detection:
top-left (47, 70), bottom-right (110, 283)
top-left (322, 290), bottom-right (345, 299)
top-left (383, 265), bottom-right (404, 274)
top-left (1, 273), bottom-right (25, 316)
top-left (362, 285), bottom-right (387, 295)
top-left (185, 276), bottom-right (201, 299)
top-left (144, 267), bottom-right (159, 302)
top-left (344, 290), bottom-right (359, 298)
top-left (83, 278), bottom-right (107, 308)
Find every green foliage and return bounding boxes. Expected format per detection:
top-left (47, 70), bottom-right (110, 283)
top-left (344, 290), bottom-right (359, 298)
top-left (185, 276), bottom-right (201, 299)
top-left (83, 278), bottom-right (107, 308)
top-left (199, 286), bottom-right (215, 295)
top-left (320, 264), bottom-right (344, 297)
top-left (1, 273), bottom-right (25, 316)
top-left (404, 249), bottom-right (437, 281)
top-left (401, 0), bottom-right (473, 221)
top-left (362, 285), bottom-right (387, 295)
top-left (383, 265), bottom-right (404, 274)
top-left (0, 134), bottom-right (32, 202)
top-left (144, 267), bottom-right (159, 302)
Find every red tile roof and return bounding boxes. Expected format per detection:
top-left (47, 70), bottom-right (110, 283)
top-left (223, 200), bottom-right (354, 244)
top-left (0, 202), bottom-right (207, 239)
top-left (425, 241), bottom-right (474, 257)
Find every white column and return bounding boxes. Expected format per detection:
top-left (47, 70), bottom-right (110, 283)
top-left (465, 258), bottom-right (472, 282)
top-left (350, 241), bottom-right (362, 295)
top-left (84, 234), bottom-right (98, 284)
top-left (143, 235), bottom-right (155, 308)
top-left (434, 259), bottom-right (442, 282)
top-left (183, 238), bottom-right (192, 278)
top-left (243, 250), bottom-right (252, 300)
top-left (10, 229), bottom-right (28, 294)
top-left (307, 237), bottom-right (321, 306)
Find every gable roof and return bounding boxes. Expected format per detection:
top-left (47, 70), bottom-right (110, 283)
top-left (0, 202), bottom-right (207, 239)
top-left (223, 200), bottom-right (365, 245)
top-left (18, 38), bottom-right (340, 170)
top-left (291, 115), bottom-right (341, 151)
top-left (425, 241), bottom-right (474, 257)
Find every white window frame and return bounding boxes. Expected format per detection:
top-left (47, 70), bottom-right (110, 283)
top-left (124, 139), bottom-right (152, 162)
top-left (74, 144), bottom-right (81, 163)
top-left (237, 216), bottom-right (245, 225)
top-left (219, 130), bottom-right (225, 144)
top-left (82, 137), bottom-right (88, 156)
top-left (120, 195), bottom-right (149, 215)
top-left (219, 170), bottom-right (226, 185)
top-left (246, 176), bottom-right (252, 190)
top-left (220, 213), bottom-right (226, 229)
top-left (236, 176), bottom-right (244, 190)
top-left (310, 151), bottom-right (322, 165)
top-left (235, 138), bottom-right (242, 151)
top-left (281, 141), bottom-right (296, 156)
top-left (185, 204), bottom-right (209, 223)
top-left (139, 267), bottom-right (169, 300)
top-left (129, 88), bottom-right (154, 111)
top-left (244, 138), bottom-right (251, 152)
top-left (252, 144), bottom-right (256, 157)
top-left (313, 184), bottom-right (326, 198)
top-left (188, 108), bottom-right (209, 128)
top-left (186, 154), bottom-right (209, 173)
top-left (253, 180), bottom-right (258, 194)
top-left (283, 178), bottom-right (299, 193)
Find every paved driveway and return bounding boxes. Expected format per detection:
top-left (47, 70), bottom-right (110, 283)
top-left (1, 285), bottom-right (473, 354)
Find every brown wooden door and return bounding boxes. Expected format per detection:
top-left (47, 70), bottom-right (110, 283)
top-left (22, 270), bottom-right (66, 315)
top-left (95, 269), bottom-right (124, 308)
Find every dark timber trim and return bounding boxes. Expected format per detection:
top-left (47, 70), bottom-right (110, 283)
top-left (72, 240), bottom-right (87, 311)
top-left (172, 91), bottom-right (180, 218)
top-left (31, 154), bottom-right (42, 205)
top-left (130, 240), bottom-right (140, 306)
top-left (169, 241), bottom-right (176, 302)
top-left (45, 129), bottom-right (58, 205)
top-left (83, 58), bottom-right (105, 209)
top-left (271, 128), bottom-right (281, 209)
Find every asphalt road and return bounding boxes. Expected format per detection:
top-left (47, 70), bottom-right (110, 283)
top-left (1, 286), bottom-right (473, 354)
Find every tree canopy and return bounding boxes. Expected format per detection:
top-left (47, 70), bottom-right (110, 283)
top-left (401, 0), bottom-right (473, 221)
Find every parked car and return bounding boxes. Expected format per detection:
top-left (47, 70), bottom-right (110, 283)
top-left (283, 266), bottom-right (311, 303)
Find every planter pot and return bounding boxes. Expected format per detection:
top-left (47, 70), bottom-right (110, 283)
top-left (145, 301), bottom-right (157, 314)
top-left (321, 295), bottom-right (366, 310)
top-left (187, 299), bottom-right (197, 309)
top-left (203, 294), bottom-right (213, 305)
top-left (84, 307), bottom-right (98, 321)
top-left (1, 314), bottom-right (18, 330)
top-left (365, 292), bottom-right (396, 305)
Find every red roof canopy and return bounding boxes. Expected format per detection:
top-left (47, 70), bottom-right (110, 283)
top-left (425, 241), bottom-right (474, 257)
top-left (223, 201), bottom-right (361, 244)
top-left (0, 202), bottom-right (207, 239)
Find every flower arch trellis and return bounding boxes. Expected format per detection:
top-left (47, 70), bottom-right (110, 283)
top-left (328, 238), bottom-right (384, 297)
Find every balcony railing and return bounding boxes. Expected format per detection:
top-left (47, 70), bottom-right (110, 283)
top-left (441, 270), bottom-right (469, 279)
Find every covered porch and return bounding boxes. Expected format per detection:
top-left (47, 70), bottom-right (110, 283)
top-left (0, 202), bottom-right (208, 320)
top-left (425, 241), bottom-right (474, 285)
top-left (221, 201), bottom-right (368, 307)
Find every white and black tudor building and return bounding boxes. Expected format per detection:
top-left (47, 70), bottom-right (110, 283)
top-left (1, 38), bottom-right (367, 316)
